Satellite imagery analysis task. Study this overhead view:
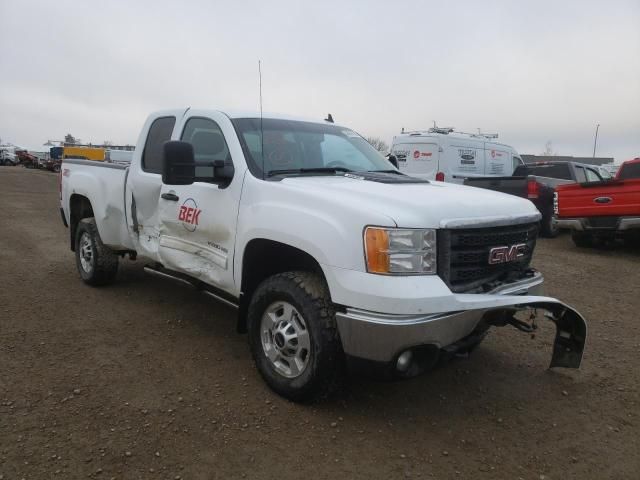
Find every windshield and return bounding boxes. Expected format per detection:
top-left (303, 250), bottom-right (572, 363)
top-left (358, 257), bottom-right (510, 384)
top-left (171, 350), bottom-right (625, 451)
top-left (232, 118), bottom-right (393, 178)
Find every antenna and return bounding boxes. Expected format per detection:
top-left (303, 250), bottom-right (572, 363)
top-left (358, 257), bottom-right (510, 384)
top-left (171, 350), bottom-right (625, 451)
top-left (258, 60), bottom-right (265, 180)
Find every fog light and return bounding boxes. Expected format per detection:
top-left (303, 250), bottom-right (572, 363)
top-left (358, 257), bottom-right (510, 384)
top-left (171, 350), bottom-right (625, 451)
top-left (396, 350), bottom-right (413, 372)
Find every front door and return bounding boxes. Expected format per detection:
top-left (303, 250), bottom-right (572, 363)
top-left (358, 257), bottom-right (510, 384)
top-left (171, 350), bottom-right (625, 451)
top-left (156, 112), bottom-right (242, 294)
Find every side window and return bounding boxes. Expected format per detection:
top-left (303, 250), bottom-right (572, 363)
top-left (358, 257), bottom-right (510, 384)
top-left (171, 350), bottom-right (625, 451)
top-left (181, 117), bottom-right (233, 184)
top-left (512, 156), bottom-right (524, 172)
top-left (142, 116), bottom-right (176, 174)
top-left (585, 168), bottom-right (601, 182)
top-left (574, 166), bottom-right (587, 183)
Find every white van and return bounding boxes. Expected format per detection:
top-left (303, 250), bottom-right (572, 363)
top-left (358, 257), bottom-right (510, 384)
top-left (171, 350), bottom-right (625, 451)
top-left (390, 128), bottom-right (524, 184)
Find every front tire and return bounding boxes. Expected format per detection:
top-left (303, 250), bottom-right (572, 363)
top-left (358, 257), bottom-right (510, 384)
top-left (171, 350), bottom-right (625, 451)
top-left (247, 272), bottom-right (343, 402)
top-left (75, 218), bottom-right (119, 285)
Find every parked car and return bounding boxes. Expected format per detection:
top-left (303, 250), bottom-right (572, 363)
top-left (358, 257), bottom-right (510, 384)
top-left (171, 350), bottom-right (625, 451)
top-left (0, 149), bottom-right (18, 166)
top-left (554, 158), bottom-right (640, 247)
top-left (59, 108), bottom-right (587, 401)
top-left (390, 128), bottom-right (523, 184)
top-left (464, 162), bottom-right (604, 237)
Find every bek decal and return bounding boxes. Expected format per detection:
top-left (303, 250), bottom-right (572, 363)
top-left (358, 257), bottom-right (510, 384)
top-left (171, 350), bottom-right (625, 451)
top-left (413, 150), bottom-right (420, 159)
top-left (178, 198), bottom-right (201, 232)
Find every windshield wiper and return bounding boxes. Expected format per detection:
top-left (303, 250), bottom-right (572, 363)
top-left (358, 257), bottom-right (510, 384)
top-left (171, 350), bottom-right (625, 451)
top-left (267, 167), bottom-right (352, 177)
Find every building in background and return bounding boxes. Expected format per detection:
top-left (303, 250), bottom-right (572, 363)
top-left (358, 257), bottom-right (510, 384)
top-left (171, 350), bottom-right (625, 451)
top-left (522, 155), bottom-right (614, 166)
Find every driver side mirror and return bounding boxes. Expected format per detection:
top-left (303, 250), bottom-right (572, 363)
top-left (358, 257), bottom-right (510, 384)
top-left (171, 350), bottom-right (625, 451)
top-left (387, 154), bottom-right (399, 169)
top-left (162, 141), bottom-right (195, 185)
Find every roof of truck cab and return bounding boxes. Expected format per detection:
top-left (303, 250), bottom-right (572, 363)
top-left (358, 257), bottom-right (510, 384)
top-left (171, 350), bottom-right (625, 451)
top-left (166, 108), bottom-right (343, 127)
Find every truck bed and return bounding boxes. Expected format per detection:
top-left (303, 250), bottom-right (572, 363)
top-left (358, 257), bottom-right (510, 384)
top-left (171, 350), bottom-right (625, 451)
top-left (463, 176), bottom-right (529, 197)
top-left (60, 159), bottom-right (133, 251)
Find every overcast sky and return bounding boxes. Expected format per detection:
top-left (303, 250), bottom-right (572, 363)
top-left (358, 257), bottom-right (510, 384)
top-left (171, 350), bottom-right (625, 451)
top-left (1, 0), bottom-right (638, 162)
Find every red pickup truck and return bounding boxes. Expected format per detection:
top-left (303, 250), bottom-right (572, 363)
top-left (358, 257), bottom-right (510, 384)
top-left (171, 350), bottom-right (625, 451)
top-left (554, 158), bottom-right (640, 247)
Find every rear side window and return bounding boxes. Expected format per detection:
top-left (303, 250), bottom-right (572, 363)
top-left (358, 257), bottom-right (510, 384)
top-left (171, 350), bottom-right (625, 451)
top-left (142, 116), bottom-right (176, 174)
top-left (618, 163), bottom-right (640, 180)
top-left (574, 166), bottom-right (587, 183)
top-left (527, 164), bottom-right (572, 180)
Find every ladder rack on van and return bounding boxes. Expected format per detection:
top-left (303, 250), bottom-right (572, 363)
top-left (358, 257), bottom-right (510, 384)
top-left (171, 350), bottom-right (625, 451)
top-left (400, 127), bottom-right (499, 140)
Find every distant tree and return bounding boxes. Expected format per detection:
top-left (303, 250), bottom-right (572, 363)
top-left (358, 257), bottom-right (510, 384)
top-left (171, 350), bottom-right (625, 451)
top-left (366, 136), bottom-right (389, 153)
top-left (541, 141), bottom-right (556, 156)
top-left (102, 140), bottom-right (113, 146)
top-left (64, 133), bottom-right (77, 145)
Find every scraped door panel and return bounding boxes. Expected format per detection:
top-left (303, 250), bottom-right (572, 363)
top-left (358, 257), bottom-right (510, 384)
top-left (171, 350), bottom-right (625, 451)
top-left (157, 113), bottom-right (241, 294)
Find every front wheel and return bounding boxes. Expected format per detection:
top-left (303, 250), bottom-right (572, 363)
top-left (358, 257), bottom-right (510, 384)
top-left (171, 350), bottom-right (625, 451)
top-left (75, 218), bottom-right (119, 285)
top-left (247, 272), bottom-right (344, 402)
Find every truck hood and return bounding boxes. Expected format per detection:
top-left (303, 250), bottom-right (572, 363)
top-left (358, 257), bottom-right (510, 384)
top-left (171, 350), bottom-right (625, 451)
top-left (279, 174), bottom-right (541, 228)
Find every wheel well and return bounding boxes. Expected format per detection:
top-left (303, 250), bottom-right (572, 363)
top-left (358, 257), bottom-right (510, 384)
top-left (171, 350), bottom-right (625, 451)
top-left (69, 194), bottom-right (94, 251)
top-left (237, 239), bottom-right (325, 333)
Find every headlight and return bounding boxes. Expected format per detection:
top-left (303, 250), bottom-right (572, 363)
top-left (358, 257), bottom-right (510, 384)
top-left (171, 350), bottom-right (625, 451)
top-left (364, 227), bottom-right (437, 275)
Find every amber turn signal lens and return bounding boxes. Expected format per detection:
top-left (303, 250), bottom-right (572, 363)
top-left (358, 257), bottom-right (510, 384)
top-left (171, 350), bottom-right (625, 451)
top-left (365, 228), bottom-right (390, 273)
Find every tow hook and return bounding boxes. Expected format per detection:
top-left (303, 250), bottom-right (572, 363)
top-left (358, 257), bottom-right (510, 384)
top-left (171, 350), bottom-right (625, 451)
top-left (486, 301), bottom-right (587, 369)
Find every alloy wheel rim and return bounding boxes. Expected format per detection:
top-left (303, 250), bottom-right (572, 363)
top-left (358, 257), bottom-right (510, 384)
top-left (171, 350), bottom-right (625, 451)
top-left (260, 301), bottom-right (310, 378)
top-left (79, 232), bottom-right (94, 273)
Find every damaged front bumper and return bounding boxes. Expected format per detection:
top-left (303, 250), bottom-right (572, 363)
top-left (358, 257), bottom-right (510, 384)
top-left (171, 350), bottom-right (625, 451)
top-left (335, 272), bottom-right (587, 370)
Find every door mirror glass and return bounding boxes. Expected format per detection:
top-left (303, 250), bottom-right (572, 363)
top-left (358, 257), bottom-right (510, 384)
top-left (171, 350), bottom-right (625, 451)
top-left (387, 154), bottom-right (399, 169)
top-left (162, 141), bottom-right (195, 185)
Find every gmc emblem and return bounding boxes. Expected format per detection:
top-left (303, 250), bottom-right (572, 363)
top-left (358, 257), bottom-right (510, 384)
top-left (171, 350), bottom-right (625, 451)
top-left (488, 243), bottom-right (527, 265)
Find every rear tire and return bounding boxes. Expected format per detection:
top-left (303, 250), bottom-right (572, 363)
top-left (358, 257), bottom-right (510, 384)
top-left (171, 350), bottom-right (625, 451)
top-left (571, 231), bottom-right (593, 248)
top-left (540, 213), bottom-right (560, 238)
top-left (75, 218), bottom-right (119, 286)
top-left (247, 271), bottom-right (344, 402)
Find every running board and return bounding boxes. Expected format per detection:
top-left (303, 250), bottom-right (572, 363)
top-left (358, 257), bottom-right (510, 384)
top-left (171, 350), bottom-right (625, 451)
top-left (143, 265), bottom-right (239, 310)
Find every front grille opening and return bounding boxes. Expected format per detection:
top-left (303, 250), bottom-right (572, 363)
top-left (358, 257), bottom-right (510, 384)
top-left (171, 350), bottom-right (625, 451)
top-left (438, 223), bottom-right (538, 293)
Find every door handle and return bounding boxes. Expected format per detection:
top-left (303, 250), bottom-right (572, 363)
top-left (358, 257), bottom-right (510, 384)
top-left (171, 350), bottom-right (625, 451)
top-left (161, 193), bottom-right (179, 201)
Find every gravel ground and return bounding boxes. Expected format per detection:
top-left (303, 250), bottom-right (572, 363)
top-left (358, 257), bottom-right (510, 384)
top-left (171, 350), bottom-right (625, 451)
top-left (1, 167), bottom-right (638, 480)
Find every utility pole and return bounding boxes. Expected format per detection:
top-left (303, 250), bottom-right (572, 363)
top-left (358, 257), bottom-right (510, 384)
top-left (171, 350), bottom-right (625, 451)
top-left (592, 123), bottom-right (600, 158)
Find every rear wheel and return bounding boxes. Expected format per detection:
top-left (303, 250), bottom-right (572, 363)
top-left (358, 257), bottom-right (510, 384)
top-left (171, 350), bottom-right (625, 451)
top-left (75, 218), bottom-right (119, 285)
top-left (541, 213), bottom-right (560, 238)
top-left (247, 272), bottom-right (343, 402)
top-left (571, 231), bottom-right (594, 248)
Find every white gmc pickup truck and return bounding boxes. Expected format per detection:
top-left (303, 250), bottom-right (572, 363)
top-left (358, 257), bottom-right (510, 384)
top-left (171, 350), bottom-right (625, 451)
top-left (59, 108), bottom-right (587, 401)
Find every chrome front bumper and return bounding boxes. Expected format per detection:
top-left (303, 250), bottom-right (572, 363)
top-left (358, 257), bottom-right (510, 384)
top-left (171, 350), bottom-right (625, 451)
top-left (335, 271), bottom-right (587, 369)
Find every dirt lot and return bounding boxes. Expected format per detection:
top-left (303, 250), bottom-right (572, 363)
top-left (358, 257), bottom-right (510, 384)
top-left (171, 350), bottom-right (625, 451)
top-left (0, 167), bottom-right (638, 480)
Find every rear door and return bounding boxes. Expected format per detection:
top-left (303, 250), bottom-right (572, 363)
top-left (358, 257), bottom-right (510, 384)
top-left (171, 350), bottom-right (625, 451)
top-left (156, 111), bottom-right (243, 294)
top-left (126, 113), bottom-right (179, 260)
top-left (391, 140), bottom-right (439, 179)
top-left (484, 144), bottom-right (512, 176)
top-left (444, 140), bottom-right (483, 182)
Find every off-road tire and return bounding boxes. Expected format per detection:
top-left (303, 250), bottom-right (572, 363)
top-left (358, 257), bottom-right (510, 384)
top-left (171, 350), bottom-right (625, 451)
top-left (571, 231), bottom-right (594, 248)
top-left (540, 213), bottom-right (560, 238)
top-left (75, 217), bottom-right (119, 286)
top-left (247, 271), bottom-right (344, 402)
